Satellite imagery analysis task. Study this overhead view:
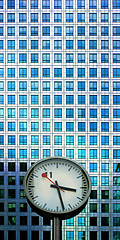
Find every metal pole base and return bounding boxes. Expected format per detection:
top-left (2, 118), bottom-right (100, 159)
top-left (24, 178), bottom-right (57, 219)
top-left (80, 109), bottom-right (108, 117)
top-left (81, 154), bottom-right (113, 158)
top-left (52, 217), bottom-right (62, 240)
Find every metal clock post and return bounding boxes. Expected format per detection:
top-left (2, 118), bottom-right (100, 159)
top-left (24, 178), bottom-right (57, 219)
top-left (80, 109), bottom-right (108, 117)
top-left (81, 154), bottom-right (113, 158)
top-left (23, 157), bottom-right (91, 240)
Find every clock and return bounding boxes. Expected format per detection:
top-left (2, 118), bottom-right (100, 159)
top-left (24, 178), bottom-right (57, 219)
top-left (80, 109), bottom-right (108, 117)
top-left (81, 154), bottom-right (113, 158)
top-left (23, 157), bottom-right (91, 220)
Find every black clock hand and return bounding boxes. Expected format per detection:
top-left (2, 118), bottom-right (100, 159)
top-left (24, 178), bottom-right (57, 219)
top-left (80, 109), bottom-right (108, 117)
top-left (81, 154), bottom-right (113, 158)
top-left (55, 181), bottom-right (65, 211)
top-left (50, 184), bottom-right (76, 192)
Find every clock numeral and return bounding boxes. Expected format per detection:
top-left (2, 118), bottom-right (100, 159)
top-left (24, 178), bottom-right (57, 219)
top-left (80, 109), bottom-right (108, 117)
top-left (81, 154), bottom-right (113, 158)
top-left (45, 172), bottom-right (52, 178)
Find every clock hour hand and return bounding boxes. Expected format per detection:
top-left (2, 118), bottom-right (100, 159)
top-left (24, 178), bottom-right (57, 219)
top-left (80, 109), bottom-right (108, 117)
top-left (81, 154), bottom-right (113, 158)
top-left (50, 184), bottom-right (76, 192)
top-left (55, 181), bottom-right (65, 211)
top-left (41, 173), bottom-right (64, 192)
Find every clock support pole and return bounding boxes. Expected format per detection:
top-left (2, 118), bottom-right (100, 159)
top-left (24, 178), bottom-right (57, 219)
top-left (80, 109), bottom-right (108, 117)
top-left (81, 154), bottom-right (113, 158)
top-left (52, 217), bottom-right (62, 240)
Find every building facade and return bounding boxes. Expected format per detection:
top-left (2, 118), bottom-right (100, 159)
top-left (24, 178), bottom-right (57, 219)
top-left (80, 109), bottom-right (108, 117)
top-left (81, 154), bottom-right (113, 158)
top-left (0, 0), bottom-right (120, 239)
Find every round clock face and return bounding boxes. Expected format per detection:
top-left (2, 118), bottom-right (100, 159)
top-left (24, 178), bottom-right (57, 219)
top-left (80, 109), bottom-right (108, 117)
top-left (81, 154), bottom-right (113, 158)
top-left (23, 157), bottom-right (91, 219)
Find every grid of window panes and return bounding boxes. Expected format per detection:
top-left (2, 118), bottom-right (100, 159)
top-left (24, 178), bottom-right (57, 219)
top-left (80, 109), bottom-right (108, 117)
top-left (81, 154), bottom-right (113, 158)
top-left (0, 0), bottom-right (120, 239)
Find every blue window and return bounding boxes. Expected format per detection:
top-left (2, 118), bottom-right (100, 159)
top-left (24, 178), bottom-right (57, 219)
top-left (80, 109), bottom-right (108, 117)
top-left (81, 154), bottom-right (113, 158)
top-left (0, 27), bottom-right (3, 36)
top-left (8, 108), bottom-right (15, 118)
top-left (113, 68), bottom-right (120, 78)
top-left (90, 95), bottom-right (97, 104)
top-left (101, 149), bottom-right (109, 159)
top-left (0, 135), bottom-right (4, 145)
top-left (113, 109), bottom-right (120, 118)
top-left (101, 40), bottom-right (109, 49)
top-left (31, 53), bottom-right (38, 63)
top-left (89, 13), bottom-right (97, 22)
top-left (78, 0), bottom-right (85, 8)
top-left (113, 54), bottom-right (120, 63)
top-left (43, 82), bottom-right (50, 91)
top-left (31, 13), bottom-right (38, 22)
top-left (31, 95), bottom-right (38, 104)
top-left (19, 0), bottom-right (26, 8)
top-left (101, 0), bottom-right (108, 8)
top-left (89, 0), bottom-right (97, 8)
top-left (90, 149), bottom-right (97, 159)
top-left (0, 13), bottom-right (3, 22)
top-left (101, 95), bottom-right (109, 105)
top-left (8, 68), bottom-right (15, 78)
top-left (78, 13), bottom-right (85, 22)
top-left (66, 149), bottom-right (74, 159)
top-left (66, 109), bottom-right (74, 118)
top-left (89, 68), bottom-right (97, 78)
top-left (54, 95), bottom-right (62, 104)
top-left (31, 108), bottom-right (39, 118)
top-left (31, 122), bottom-right (39, 131)
top-left (101, 13), bottom-right (108, 22)
top-left (54, 122), bottom-right (62, 131)
top-left (66, 68), bottom-right (73, 78)
top-left (113, 82), bottom-right (120, 91)
top-left (31, 82), bottom-right (38, 91)
top-left (19, 108), bottom-right (27, 118)
top-left (78, 217), bottom-right (85, 226)
top-left (19, 135), bottom-right (27, 145)
top-left (8, 0), bottom-right (15, 9)
top-left (8, 136), bottom-right (15, 145)
top-left (19, 68), bottom-right (27, 78)
top-left (7, 27), bottom-right (15, 36)
top-left (54, 40), bottom-right (62, 49)
top-left (66, 26), bottom-right (73, 36)
top-left (42, 13), bottom-right (50, 23)
top-left (90, 109), bottom-right (97, 118)
top-left (78, 149), bottom-right (86, 159)
top-left (43, 108), bottom-right (50, 118)
top-left (66, 40), bottom-right (73, 49)
top-left (31, 40), bottom-right (38, 49)
top-left (42, 0), bottom-right (50, 9)
top-left (90, 122), bottom-right (97, 132)
top-left (54, 0), bottom-right (61, 8)
top-left (31, 0), bottom-right (38, 8)
top-left (66, 82), bottom-right (73, 91)
top-left (101, 54), bottom-right (109, 63)
top-left (0, 95), bottom-right (3, 104)
top-left (8, 40), bottom-right (15, 50)
top-left (19, 27), bottom-right (27, 36)
top-left (113, 13), bottom-right (120, 22)
top-left (113, 26), bottom-right (120, 36)
top-left (42, 26), bottom-right (50, 36)
top-left (8, 122), bottom-right (15, 131)
top-left (91, 176), bottom-right (97, 186)
top-left (54, 13), bottom-right (62, 22)
top-left (54, 26), bottom-right (62, 36)
top-left (66, 54), bottom-right (73, 63)
top-left (113, 136), bottom-right (120, 145)
top-left (113, 150), bottom-right (120, 159)
top-left (101, 122), bottom-right (109, 132)
top-left (78, 68), bottom-right (85, 78)
top-left (78, 122), bottom-right (85, 132)
top-left (89, 26), bottom-right (97, 36)
top-left (43, 68), bottom-right (50, 77)
top-left (8, 95), bottom-right (15, 104)
top-left (42, 40), bottom-right (50, 50)
top-left (90, 163), bottom-right (97, 172)
top-left (89, 53), bottom-right (97, 63)
top-left (54, 136), bottom-right (62, 145)
top-left (113, 95), bottom-right (120, 104)
top-left (101, 68), bottom-right (109, 78)
top-left (19, 40), bottom-right (27, 50)
top-left (66, 0), bottom-right (73, 9)
top-left (43, 136), bottom-right (50, 145)
top-left (101, 136), bottom-right (109, 145)
top-left (78, 136), bottom-right (85, 145)
top-left (19, 149), bottom-right (27, 158)
top-left (78, 54), bottom-right (85, 63)
top-left (113, 0), bottom-right (120, 8)
top-left (66, 13), bottom-right (73, 22)
top-left (101, 176), bottom-right (109, 186)
top-left (89, 40), bottom-right (97, 49)
top-left (89, 82), bottom-right (97, 91)
top-left (78, 26), bottom-right (85, 36)
top-left (113, 122), bottom-right (120, 131)
top-left (0, 122), bottom-right (4, 131)
top-left (66, 218), bottom-right (74, 226)
top-left (54, 149), bottom-right (62, 156)
top-left (31, 68), bottom-right (38, 77)
top-left (78, 109), bottom-right (85, 118)
top-left (31, 26), bottom-right (38, 36)
top-left (113, 40), bottom-right (120, 49)
top-left (0, 54), bottom-right (3, 63)
top-left (66, 122), bottom-right (74, 131)
top-left (101, 26), bottom-right (109, 36)
top-left (19, 13), bottom-right (27, 22)
top-left (43, 122), bottom-right (50, 131)
top-left (101, 109), bottom-right (109, 118)
top-left (54, 109), bottom-right (62, 118)
top-left (8, 149), bottom-right (15, 158)
top-left (43, 149), bottom-right (50, 158)
top-left (78, 95), bottom-right (85, 104)
top-left (90, 136), bottom-right (97, 145)
top-left (19, 122), bottom-right (27, 131)
top-left (0, 81), bottom-right (3, 91)
top-left (7, 13), bottom-right (15, 22)
top-left (66, 136), bottom-right (74, 145)
top-left (0, 0), bottom-right (3, 9)
top-left (19, 54), bottom-right (27, 63)
top-left (54, 68), bottom-right (62, 77)
top-left (102, 163), bottom-right (109, 172)
top-left (78, 40), bottom-right (85, 49)
top-left (0, 149), bottom-right (4, 158)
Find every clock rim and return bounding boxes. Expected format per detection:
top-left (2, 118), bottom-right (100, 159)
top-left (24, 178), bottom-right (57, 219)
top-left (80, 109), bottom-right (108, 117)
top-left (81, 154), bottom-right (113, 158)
top-left (23, 156), bottom-right (91, 220)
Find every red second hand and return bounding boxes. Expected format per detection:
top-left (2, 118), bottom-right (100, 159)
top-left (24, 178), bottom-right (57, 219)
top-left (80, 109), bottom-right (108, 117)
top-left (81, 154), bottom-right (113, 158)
top-left (42, 173), bottom-right (65, 192)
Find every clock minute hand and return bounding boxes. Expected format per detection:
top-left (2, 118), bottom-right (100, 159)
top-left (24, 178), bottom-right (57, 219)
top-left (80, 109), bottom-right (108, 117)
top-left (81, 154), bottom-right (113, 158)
top-left (41, 173), bottom-right (65, 192)
top-left (50, 184), bottom-right (76, 192)
top-left (55, 181), bottom-right (65, 211)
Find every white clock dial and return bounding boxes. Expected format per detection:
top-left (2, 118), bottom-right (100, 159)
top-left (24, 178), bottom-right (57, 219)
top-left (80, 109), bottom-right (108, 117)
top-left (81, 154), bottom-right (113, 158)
top-left (24, 157), bottom-right (91, 219)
